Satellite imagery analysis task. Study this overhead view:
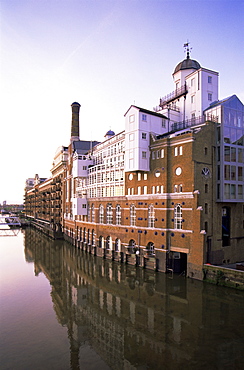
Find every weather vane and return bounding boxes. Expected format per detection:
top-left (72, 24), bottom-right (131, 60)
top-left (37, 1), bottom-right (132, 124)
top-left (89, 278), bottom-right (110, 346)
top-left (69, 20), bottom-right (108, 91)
top-left (184, 41), bottom-right (192, 59)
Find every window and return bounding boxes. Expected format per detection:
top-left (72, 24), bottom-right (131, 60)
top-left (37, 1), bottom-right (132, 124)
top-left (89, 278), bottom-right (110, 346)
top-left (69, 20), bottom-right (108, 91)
top-left (231, 166), bottom-right (236, 181)
top-left (231, 147), bottom-right (236, 162)
top-left (142, 151), bottom-right (147, 158)
top-left (224, 146), bottom-right (230, 161)
top-left (208, 93), bottom-right (212, 102)
top-left (238, 167), bottom-right (243, 181)
top-left (205, 221), bottom-right (208, 232)
top-left (152, 151), bottom-right (155, 160)
top-left (106, 203), bottom-right (113, 224)
top-left (161, 149), bottom-right (164, 158)
top-left (224, 165), bottom-right (230, 180)
top-left (82, 204), bottom-right (86, 208)
top-left (238, 185), bottom-right (243, 200)
top-left (138, 173), bottom-right (141, 181)
top-left (191, 95), bottom-right (194, 104)
top-left (137, 186), bottom-right (141, 195)
top-left (144, 173), bottom-right (147, 180)
top-left (205, 184), bottom-right (208, 193)
top-left (142, 114), bottom-right (147, 121)
top-left (129, 133), bottom-right (134, 141)
top-left (143, 185), bottom-right (147, 194)
top-left (162, 119), bottom-right (166, 128)
top-left (116, 204), bottom-right (121, 225)
top-left (91, 203), bottom-right (95, 222)
top-left (142, 133), bottom-right (147, 139)
top-left (174, 204), bottom-right (182, 229)
top-left (115, 238), bottom-right (121, 252)
top-left (83, 166), bottom-right (87, 170)
top-left (208, 76), bottom-right (212, 84)
top-left (205, 203), bottom-right (208, 214)
top-left (148, 204), bottom-right (155, 228)
top-left (130, 204), bottom-right (136, 226)
top-left (230, 184), bottom-right (236, 199)
top-left (99, 204), bottom-right (104, 223)
top-left (174, 184), bottom-right (178, 193)
top-left (174, 146), bottom-right (182, 156)
top-left (204, 147), bottom-right (208, 155)
top-left (129, 115), bottom-right (135, 123)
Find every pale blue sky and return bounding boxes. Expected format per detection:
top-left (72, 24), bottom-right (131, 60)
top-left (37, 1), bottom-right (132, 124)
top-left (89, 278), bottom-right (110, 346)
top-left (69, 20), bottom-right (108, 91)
top-left (1, 0), bottom-right (243, 203)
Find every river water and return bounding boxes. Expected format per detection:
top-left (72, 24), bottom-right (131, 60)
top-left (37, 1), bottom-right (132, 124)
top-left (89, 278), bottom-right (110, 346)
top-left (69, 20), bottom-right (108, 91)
top-left (0, 228), bottom-right (243, 370)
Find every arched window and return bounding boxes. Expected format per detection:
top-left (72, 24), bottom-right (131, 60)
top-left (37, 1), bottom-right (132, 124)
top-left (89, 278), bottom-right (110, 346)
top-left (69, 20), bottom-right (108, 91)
top-left (148, 204), bottom-right (155, 228)
top-left (116, 204), bottom-right (121, 225)
top-left (99, 204), bottom-right (104, 224)
top-left (130, 204), bottom-right (136, 226)
top-left (146, 242), bottom-right (155, 255)
top-left (83, 227), bottom-right (86, 242)
top-left (115, 238), bottom-right (121, 252)
top-left (91, 203), bottom-right (95, 222)
top-left (87, 229), bottom-right (90, 244)
top-left (106, 203), bottom-right (113, 224)
top-left (99, 235), bottom-right (104, 248)
top-left (174, 204), bottom-right (182, 229)
top-left (106, 236), bottom-right (112, 250)
top-left (87, 204), bottom-right (90, 221)
top-left (91, 229), bottom-right (95, 246)
top-left (128, 239), bottom-right (136, 253)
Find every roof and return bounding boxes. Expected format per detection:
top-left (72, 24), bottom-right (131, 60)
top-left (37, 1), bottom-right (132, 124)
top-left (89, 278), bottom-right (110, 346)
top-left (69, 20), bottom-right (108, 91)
top-left (173, 57), bottom-right (201, 74)
top-left (124, 105), bottom-right (168, 119)
top-left (204, 95), bottom-right (244, 112)
top-left (105, 129), bottom-right (115, 137)
top-left (73, 140), bottom-right (100, 154)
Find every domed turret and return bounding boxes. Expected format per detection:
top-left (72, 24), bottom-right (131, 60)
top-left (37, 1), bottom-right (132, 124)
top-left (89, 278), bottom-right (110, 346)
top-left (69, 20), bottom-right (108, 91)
top-left (105, 129), bottom-right (115, 139)
top-left (173, 42), bottom-right (201, 75)
top-left (173, 58), bottom-right (201, 74)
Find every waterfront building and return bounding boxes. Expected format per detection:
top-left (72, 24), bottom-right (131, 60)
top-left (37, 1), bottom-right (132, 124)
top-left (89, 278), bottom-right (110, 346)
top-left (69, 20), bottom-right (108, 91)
top-left (24, 45), bottom-right (244, 280)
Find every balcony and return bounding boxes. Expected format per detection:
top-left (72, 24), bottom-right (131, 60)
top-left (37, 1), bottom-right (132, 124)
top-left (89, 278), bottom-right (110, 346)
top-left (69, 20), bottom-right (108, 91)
top-left (159, 84), bottom-right (188, 107)
top-left (170, 114), bottom-right (218, 132)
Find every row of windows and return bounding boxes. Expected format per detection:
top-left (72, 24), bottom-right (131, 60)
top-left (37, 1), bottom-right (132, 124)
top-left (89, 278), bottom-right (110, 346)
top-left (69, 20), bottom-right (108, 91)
top-left (127, 184), bottom-right (183, 195)
top-left (191, 93), bottom-right (213, 103)
top-left (224, 146), bottom-right (243, 163)
top-left (88, 203), bottom-right (183, 229)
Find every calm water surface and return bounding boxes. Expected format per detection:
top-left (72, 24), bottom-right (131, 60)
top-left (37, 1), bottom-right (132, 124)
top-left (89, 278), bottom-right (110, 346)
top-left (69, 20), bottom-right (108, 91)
top-left (0, 228), bottom-right (243, 370)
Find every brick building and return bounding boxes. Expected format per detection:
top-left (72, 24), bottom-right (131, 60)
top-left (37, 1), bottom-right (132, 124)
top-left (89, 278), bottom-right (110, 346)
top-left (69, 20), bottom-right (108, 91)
top-left (24, 47), bottom-right (244, 280)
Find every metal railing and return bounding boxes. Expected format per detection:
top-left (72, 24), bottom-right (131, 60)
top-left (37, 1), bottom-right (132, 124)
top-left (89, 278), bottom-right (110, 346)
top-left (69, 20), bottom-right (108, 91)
top-left (171, 114), bottom-right (218, 132)
top-left (160, 84), bottom-right (188, 107)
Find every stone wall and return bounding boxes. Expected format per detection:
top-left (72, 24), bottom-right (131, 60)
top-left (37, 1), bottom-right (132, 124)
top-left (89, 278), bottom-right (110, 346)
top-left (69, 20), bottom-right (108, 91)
top-left (203, 264), bottom-right (244, 290)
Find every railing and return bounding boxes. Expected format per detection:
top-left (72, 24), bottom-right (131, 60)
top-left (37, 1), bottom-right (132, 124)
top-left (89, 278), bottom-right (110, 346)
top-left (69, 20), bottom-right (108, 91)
top-left (171, 114), bottom-right (218, 132)
top-left (160, 84), bottom-right (188, 107)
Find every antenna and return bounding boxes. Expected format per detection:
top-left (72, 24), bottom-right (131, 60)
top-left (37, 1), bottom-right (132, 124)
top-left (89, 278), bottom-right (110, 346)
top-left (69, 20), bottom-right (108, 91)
top-left (184, 40), bottom-right (192, 59)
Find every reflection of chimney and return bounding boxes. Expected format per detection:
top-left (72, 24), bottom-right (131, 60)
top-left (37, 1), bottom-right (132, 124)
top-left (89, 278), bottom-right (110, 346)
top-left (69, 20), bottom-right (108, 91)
top-left (71, 102), bottom-right (80, 143)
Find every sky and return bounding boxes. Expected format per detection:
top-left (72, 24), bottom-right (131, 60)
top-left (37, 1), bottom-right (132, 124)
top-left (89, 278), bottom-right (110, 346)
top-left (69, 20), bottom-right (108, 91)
top-left (0, 0), bottom-right (243, 204)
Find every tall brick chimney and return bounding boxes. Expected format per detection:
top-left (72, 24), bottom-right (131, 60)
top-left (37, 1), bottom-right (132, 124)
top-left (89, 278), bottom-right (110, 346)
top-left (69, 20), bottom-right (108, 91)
top-left (70, 102), bottom-right (80, 143)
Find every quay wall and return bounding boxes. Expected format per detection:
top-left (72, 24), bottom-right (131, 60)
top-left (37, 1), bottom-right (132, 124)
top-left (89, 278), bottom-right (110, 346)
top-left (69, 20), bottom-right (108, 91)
top-left (203, 264), bottom-right (244, 290)
top-left (29, 218), bottom-right (63, 240)
top-left (27, 219), bottom-right (244, 290)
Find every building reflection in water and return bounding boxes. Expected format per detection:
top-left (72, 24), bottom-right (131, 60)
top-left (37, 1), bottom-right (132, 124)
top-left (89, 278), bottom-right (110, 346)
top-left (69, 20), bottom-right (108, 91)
top-left (24, 228), bottom-right (244, 370)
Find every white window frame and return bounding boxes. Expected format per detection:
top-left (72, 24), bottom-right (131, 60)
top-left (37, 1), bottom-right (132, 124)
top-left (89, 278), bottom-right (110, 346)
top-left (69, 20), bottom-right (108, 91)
top-left (174, 204), bottom-right (182, 229)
